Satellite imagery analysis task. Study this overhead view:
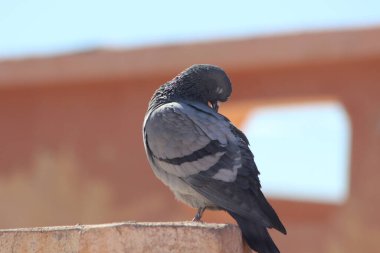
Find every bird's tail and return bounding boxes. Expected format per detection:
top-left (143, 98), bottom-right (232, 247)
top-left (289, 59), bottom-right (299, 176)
top-left (228, 211), bottom-right (280, 253)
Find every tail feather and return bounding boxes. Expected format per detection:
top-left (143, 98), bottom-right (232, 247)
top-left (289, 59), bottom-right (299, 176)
top-left (228, 211), bottom-right (280, 253)
top-left (254, 191), bottom-right (287, 234)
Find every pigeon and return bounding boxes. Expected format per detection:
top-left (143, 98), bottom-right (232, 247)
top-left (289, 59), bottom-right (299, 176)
top-left (142, 64), bottom-right (286, 253)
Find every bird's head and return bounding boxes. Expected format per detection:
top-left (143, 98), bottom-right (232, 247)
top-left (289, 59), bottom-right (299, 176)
top-left (148, 64), bottom-right (232, 112)
top-left (172, 64), bottom-right (232, 112)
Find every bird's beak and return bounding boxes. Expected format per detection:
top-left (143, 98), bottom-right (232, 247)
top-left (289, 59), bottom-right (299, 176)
top-left (211, 101), bottom-right (219, 112)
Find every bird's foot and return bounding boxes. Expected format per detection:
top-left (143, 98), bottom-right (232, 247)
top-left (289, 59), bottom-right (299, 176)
top-left (192, 207), bottom-right (206, 222)
top-left (192, 216), bottom-right (204, 222)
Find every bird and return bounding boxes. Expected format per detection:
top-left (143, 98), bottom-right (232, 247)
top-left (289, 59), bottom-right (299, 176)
top-left (142, 64), bottom-right (286, 253)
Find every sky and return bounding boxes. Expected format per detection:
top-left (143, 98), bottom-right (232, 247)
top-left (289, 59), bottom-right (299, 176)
top-left (0, 0), bottom-right (380, 59)
top-left (242, 102), bottom-right (351, 204)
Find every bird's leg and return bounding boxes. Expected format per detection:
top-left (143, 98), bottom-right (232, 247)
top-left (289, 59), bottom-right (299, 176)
top-left (192, 207), bottom-right (206, 222)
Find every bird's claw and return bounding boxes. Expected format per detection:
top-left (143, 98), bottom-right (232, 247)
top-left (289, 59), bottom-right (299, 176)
top-left (192, 207), bottom-right (206, 222)
top-left (192, 215), bottom-right (203, 222)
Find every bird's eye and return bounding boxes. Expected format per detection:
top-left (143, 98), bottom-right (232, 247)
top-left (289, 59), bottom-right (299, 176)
top-left (216, 86), bottom-right (224, 95)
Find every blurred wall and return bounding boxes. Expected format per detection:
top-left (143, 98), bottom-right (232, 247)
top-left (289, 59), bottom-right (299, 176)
top-left (1, 27), bottom-right (380, 253)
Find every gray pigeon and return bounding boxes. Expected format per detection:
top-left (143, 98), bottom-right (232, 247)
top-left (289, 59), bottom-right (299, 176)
top-left (143, 64), bottom-right (286, 253)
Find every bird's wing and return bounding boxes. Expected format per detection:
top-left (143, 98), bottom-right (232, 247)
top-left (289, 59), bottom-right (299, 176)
top-left (186, 121), bottom-right (286, 234)
top-left (144, 101), bottom-right (232, 178)
top-left (144, 101), bottom-right (285, 233)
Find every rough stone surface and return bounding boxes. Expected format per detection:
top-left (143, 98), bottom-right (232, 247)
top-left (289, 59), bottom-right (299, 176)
top-left (0, 222), bottom-right (250, 253)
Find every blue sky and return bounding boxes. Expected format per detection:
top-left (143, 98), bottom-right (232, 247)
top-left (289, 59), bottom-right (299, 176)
top-left (0, 0), bottom-right (380, 59)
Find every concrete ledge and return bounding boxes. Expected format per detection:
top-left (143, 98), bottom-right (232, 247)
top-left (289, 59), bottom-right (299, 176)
top-left (0, 222), bottom-right (250, 253)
